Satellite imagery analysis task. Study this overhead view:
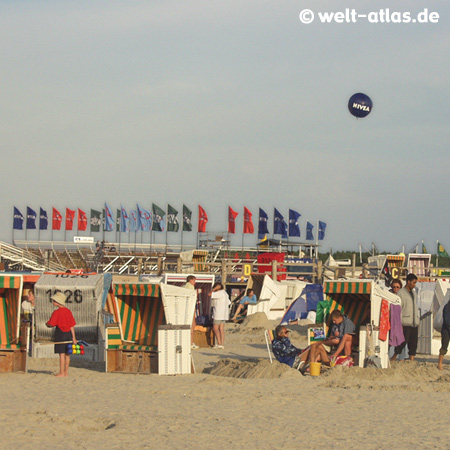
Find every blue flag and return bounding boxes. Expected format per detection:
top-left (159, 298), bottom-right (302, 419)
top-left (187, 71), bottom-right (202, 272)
top-left (274, 208), bottom-right (287, 238)
top-left (137, 203), bottom-right (152, 231)
top-left (26, 207), bottom-right (37, 229)
top-left (318, 221), bottom-right (327, 240)
top-left (288, 209), bottom-right (301, 237)
top-left (129, 209), bottom-right (138, 232)
top-left (13, 207), bottom-right (24, 230)
top-left (39, 208), bottom-right (48, 230)
top-left (104, 203), bottom-right (114, 231)
top-left (258, 208), bottom-right (269, 239)
top-left (120, 205), bottom-right (130, 233)
top-left (306, 221), bottom-right (314, 240)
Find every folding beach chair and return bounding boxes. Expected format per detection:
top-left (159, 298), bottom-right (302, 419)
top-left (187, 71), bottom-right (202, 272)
top-left (264, 329), bottom-right (275, 364)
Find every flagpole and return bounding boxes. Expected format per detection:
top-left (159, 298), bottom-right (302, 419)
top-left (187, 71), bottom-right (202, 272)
top-left (181, 219), bottom-right (184, 253)
top-left (436, 240), bottom-right (439, 271)
top-left (165, 204), bottom-right (168, 253)
top-left (316, 219), bottom-right (319, 260)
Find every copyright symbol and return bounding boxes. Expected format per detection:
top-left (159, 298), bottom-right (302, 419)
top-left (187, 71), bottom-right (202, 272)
top-left (299, 9), bottom-right (314, 24)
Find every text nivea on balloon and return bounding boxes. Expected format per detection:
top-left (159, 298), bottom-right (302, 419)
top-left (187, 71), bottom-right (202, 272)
top-left (348, 93), bottom-right (373, 118)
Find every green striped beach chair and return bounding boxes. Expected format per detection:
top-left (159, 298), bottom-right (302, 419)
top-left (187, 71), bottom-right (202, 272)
top-left (0, 275), bottom-right (27, 372)
top-left (105, 283), bottom-right (165, 373)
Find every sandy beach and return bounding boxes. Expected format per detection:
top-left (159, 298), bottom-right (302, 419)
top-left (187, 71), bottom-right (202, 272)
top-left (2, 315), bottom-right (450, 450)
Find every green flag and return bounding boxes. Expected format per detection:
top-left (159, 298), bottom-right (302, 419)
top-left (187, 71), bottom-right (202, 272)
top-left (167, 204), bottom-right (179, 232)
top-left (90, 209), bottom-right (101, 233)
top-left (152, 203), bottom-right (166, 232)
top-left (422, 242), bottom-right (427, 254)
top-left (438, 241), bottom-right (449, 258)
top-left (183, 204), bottom-right (192, 232)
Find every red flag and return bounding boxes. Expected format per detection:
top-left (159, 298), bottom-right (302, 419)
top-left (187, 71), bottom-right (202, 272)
top-left (243, 207), bottom-right (254, 234)
top-left (52, 208), bottom-right (62, 230)
top-left (78, 208), bottom-right (87, 231)
top-left (65, 208), bottom-right (76, 231)
top-left (198, 205), bottom-right (208, 232)
top-left (228, 206), bottom-right (238, 234)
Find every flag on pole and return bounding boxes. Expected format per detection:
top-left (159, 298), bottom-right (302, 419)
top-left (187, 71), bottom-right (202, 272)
top-left (288, 209), bottom-right (301, 237)
top-left (198, 205), bottom-right (208, 232)
top-left (306, 221), bottom-right (314, 240)
top-left (13, 207), bottom-right (24, 230)
top-left (39, 208), bottom-right (48, 230)
top-left (437, 241), bottom-right (449, 258)
top-left (152, 204), bottom-right (166, 232)
top-left (422, 241), bottom-right (427, 254)
top-left (318, 221), bottom-right (327, 240)
top-left (258, 208), bottom-right (269, 239)
top-left (129, 209), bottom-right (138, 232)
top-left (26, 207), bottom-right (37, 230)
top-left (274, 208), bottom-right (287, 238)
top-left (243, 207), bottom-right (254, 234)
top-left (183, 205), bottom-right (192, 231)
top-left (116, 209), bottom-right (121, 232)
top-left (120, 205), bottom-right (129, 232)
top-left (167, 205), bottom-right (179, 232)
top-left (228, 207), bottom-right (238, 234)
top-left (104, 203), bottom-right (114, 231)
top-left (90, 209), bottom-right (101, 232)
top-left (77, 209), bottom-right (87, 231)
top-left (52, 208), bottom-right (63, 230)
top-left (65, 208), bottom-right (76, 231)
top-left (136, 203), bottom-right (151, 231)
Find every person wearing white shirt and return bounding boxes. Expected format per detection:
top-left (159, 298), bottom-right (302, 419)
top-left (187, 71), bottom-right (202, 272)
top-left (210, 282), bottom-right (230, 349)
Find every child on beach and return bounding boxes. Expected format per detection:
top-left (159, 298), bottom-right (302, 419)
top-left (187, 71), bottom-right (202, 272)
top-left (46, 292), bottom-right (77, 377)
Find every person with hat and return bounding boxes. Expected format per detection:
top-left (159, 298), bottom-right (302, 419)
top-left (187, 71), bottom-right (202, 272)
top-left (46, 292), bottom-right (77, 377)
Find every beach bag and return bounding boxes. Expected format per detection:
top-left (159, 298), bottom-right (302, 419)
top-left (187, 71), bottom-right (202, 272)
top-left (334, 356), bottom-right (354, 367)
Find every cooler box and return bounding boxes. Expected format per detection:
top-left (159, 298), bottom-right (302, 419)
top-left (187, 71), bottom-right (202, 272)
top-left (158, 325), bottom-right (192, 375)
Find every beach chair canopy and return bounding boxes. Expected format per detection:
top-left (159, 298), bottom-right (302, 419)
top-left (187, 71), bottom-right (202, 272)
top-left (247, 274), bottom-right (281, 317)
top-left (35, 273), bottom-right (104, 342)
top-left (112, 282), bottom-right (165, 349)
top-left (323, 280), bottom-right (400, 329)
top-left (163, 273), bottom-right (215, 318)
top-left (0, 275), bottom-right (23, 350)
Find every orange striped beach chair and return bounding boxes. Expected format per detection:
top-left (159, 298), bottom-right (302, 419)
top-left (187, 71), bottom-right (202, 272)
top-left (0, 275), bottom-right (27, 372)
top-left (106, 283), bottom-right (165, 373)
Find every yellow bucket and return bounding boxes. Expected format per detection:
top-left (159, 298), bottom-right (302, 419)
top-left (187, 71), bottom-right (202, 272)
top-left (310, 362), bottom-right (321, 376)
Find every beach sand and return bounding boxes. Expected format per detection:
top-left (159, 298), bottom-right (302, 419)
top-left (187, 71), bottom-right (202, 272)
top-left (2, 314), bottom-right (450, 449)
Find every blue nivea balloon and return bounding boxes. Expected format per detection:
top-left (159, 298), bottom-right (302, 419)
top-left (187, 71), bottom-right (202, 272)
top-left (348, 93), bottom-right (373, 118)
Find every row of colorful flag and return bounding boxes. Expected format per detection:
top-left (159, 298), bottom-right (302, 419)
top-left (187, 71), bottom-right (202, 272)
top-left (12, 205), bottom-right (327, 240)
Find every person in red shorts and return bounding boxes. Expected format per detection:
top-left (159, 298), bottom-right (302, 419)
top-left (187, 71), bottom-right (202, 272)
top-left (46, 292), bottom-right (77, 377)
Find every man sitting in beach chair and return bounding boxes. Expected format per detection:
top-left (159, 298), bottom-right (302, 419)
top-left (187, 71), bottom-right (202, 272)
top-left (314, 310), bottom-right (356, 359)
top-left (231, 289), bottom-right (257, 322)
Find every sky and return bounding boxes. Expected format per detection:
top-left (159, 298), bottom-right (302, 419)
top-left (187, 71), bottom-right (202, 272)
top-left (1, 0), bottom-right (449, 252)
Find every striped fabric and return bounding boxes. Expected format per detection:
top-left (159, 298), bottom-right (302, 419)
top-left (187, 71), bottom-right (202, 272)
top-left (193, 250), bottom-right (209, 272)
top-left (115, 284), bottom-right (160, 297)
top-left (386, 255), bottom-right (405, 268)
top-left (110, 285), bottom-right (165, 351)
top-left (0, 276), bottom-right (21, 350)
top-left (323, 281), bottom-right (371, 333)
top-left (105, 290), bottom-right (120, 323)
top-left (0, 276), bottom-right (20, 289)
top-left (324, 281), bottom-right (371, 295)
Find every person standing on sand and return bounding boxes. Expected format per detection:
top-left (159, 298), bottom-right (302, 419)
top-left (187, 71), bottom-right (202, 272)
top-left (391, 274), bottom-right (420, 362)
top-left (46, 292), bottom-right (77, 377)
top-left (438, 299), bottom-right (450, 370)
top-left (210, 282), bottom-right (230, 349)
top-left (184, 275), bottom-right (199, 350)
